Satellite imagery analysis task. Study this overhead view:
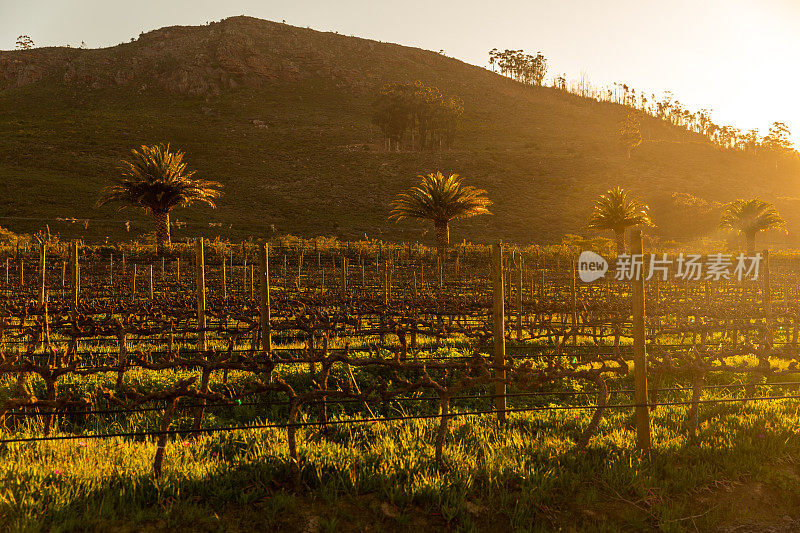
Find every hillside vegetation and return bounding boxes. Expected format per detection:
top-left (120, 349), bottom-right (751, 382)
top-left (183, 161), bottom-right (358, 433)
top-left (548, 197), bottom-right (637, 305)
top-left (1, 16), bottom-right (798, 246)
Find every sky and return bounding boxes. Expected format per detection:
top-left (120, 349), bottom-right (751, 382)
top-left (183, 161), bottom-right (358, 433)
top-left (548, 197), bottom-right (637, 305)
top-left (3, 0), bottom-right (800, 146)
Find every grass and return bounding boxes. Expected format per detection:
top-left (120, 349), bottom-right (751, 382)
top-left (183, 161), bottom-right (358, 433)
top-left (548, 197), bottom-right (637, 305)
top-left (3, 340), bottom-right (800, 532)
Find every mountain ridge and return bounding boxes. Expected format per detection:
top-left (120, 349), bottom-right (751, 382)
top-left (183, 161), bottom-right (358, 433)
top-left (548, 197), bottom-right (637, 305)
top-left (0, 16), bottom-right (797, 247)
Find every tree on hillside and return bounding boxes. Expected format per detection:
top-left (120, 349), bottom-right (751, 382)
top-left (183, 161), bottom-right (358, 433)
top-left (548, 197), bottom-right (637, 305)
top-left (15, 35), bottom-right (34, 50)
top-left (488, 49), bottom-right (547, 86)
top-left (372, 81), bottom-right (463, 151)
top-left (762, 122), bottom-right (794, 168)
top-left (719, 198), bottom-right (786, 255)
top-left (389, 172), bottom-right (491, 271)
top-left (588, 187), bottom-right (654, 254)
top-left (619, 112), bottom-right (642, 159)
top-left (96, 144), bottom-right (223, 255)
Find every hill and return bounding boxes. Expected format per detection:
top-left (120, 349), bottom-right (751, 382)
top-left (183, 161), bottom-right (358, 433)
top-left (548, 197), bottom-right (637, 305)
top-left (1, 16), bottom-right (798, 247)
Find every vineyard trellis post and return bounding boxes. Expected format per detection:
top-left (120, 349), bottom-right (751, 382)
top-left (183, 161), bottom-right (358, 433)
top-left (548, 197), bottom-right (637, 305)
top-left (571, 255), bottom-right (578, 346)
top-left (38, 240), bottom-right (46, 306)
top-left (516, 252), bottom-right (523, 341)
top-left (223, 255), bottom-right (227, 299)
top-left (631, 228), bottom-right (651, 451)
top-left (762, 250), bottom-right (772, 347)
top-left (492, 242), bottom-right (507, 423)
top-left (132, 265), bottom-right (137, 302)
top-left (70, 241), bottom-right (79, 310)
top-left (196, 238), bottom-right (206, 352)
top-left (259, 242), bottom-right (272, 352)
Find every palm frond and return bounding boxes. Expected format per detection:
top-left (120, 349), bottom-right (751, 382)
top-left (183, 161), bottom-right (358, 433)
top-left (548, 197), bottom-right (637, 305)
top-left (96, 143), bottom-right (223, 213)
top-left (587, 187), bottom-right (654, 232)
top-left (719, 198), bottom-right (787, 235)
top-left (389, 172), bottom-right (492, 225)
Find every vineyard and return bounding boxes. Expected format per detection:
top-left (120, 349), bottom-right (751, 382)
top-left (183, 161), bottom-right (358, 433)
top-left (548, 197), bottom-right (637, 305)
top-left (3, 237), bottom-right (800, 531)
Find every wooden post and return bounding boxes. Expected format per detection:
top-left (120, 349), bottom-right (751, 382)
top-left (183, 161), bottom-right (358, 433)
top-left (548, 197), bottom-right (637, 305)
top-left (195, 238), bottom-right (206, 352)
top-left (243, 249), bottom-right (248, 296)
top-left (259, 242), bottom-right (272, 352)
top-left (763, 250), bottom-right (772, 347)
top-left (571, 256), bottom-right (578, 346)
top-left (38, 241), bottom-right (46, 306)
top-left (222, 256), bottom-right (227, 299)
top-left (109, 254), bottom-right (114, 289)
top-left (631, 228), bottom-right (650, 451)
top-left (132, 265), bottom-right (137, 302)
top-left (19, 258), bottom-right (23, 287)
top-left (149, 265), bottom-right (154, 300)
top-left (516, 252), bottom-right (523, 341)
top-left (70, 242), bottom-right (79, 310)
top-left (492, 243), bottom-right (507, 423)
top-left (383, 260), bottom-right (389, 305)
top-left (342, 257), bottom-right (347, 294)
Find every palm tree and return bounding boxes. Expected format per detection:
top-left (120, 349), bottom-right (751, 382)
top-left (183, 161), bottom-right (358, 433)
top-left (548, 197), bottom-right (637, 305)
top-left (719, 198), bottom-right (786, 254)
top-left (588, 187), bottom-right (654, 254)
top-left (97, 144), bottom-right (222, 255)
top-left (389, 171), bottom-right (492, 267)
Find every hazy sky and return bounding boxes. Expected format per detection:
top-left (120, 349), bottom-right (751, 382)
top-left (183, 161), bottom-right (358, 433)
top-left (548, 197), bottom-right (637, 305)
top-left (3, 0), bottom-right (800, 145)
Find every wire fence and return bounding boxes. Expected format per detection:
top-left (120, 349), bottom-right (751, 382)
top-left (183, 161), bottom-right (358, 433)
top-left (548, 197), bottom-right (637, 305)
top-left (2, 239), bottom-right (800, 478)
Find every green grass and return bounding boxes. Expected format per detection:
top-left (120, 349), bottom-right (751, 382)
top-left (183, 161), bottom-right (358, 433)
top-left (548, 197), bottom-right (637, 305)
top-left (3, 346), bottom-right (800, 532)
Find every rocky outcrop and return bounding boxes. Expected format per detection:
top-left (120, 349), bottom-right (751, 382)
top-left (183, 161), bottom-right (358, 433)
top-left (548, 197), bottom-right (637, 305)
top-left (0, 16), bottom-right (447, 96)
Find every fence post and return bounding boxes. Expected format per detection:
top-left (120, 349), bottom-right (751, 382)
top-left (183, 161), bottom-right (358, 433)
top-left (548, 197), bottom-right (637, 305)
top-left (259, 242), bottom-right (272, 352)
top-left (223, 256), bottom-right (227, 299)
top-left (149, 265), bottom-right (154, 300)
top-left (70, 242), bottom-right (79, 310)
top-left (38, 241), bottom-right (46, 306)
top-left (571, 256), bottom-right (578, 346)
top-left (132, 265), bottom-right (137, 302)
top-left (492, 242), bottom-right (507, 423)
top-left (516, 252), bottom-right (523, 340)
top-left (342, 257), bottom-right (347, 295)
top-left (762, 250), bottom-right (772, 347)
top-left (195, 238), bottom-right (206, 352)
top-left (631, 228), bottom-right (651, 451)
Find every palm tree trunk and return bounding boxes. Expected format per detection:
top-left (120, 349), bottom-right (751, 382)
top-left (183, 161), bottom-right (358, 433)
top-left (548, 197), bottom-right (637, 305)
top-left (153, 210), bottom-right (171, 255)
top-left (435, 221), bottom-right (449, 281)
top-left (746, 232), bottom-right (756, 256)
top-left (614, 229), bottom-right (625, 255)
